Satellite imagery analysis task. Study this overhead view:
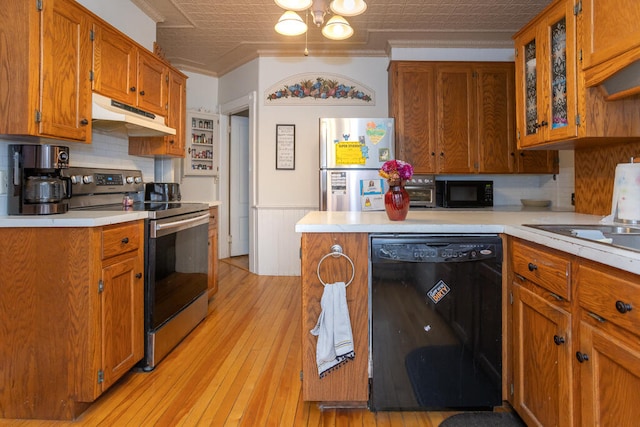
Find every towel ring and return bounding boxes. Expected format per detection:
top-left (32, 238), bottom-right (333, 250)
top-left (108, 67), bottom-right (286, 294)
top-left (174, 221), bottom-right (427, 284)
top-left (317, 244), bottom-right (355, 287)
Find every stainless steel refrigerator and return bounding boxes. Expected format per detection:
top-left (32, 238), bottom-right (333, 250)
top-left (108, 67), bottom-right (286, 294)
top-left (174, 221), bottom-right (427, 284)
top-left (319, 117), bottom-right (395, 211)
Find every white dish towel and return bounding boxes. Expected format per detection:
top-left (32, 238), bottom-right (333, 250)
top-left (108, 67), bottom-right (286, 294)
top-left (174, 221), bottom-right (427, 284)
top-left (310, 281), bottom-right (355, 378)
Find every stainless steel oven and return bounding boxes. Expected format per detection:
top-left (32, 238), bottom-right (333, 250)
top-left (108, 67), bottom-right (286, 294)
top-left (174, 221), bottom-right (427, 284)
top-left (144, 208), bottom-right (209, 369)
top-left (64, 167), bottom-right (210, 371)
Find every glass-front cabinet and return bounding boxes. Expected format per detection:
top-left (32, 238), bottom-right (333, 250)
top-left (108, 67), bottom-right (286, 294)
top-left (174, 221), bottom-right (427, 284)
top-left (185, 111), bottom-right (219, 176)
top-left (514, 0), bottom-right (577, 148)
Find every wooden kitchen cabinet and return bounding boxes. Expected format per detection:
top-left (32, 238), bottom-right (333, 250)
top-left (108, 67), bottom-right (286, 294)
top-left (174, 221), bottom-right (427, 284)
top-left (390, 61), bottom-right (557, 174)
top-left (510, 239), bottom-right (574, 427)
top-left (389, 61), bottom-right (437, 173)
top-left (208, 206), bottom-right (219, 298)
top-left (514, 0), bottom-right (640, 149)
top-left (93, 22), bottom-right (170, 117)
top-left (92, 22), bottom-right (138, 106)
top-left (0, 221), bottom-right (144, 420)
top-left (575, 262), bottom-right (640, 426)
top-left (300, 233), bottom-right (369, 402)
top-left (581, 0), bottom-right (640, 97)
top-left (129, 68), bottom-right (187, 157)
top-left (0, 0), bottom-right (92, 142)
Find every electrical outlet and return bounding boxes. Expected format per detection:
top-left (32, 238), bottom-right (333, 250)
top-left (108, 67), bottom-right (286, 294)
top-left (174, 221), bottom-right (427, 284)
top-left (571, 192), bottom-right (575, 206)
top-left (0, 170), bottom-right (7, 195)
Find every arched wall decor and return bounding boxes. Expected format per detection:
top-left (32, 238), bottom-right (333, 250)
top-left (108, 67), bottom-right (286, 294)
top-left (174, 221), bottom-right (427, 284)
top-left (264, 73), bottom-right (375, 105)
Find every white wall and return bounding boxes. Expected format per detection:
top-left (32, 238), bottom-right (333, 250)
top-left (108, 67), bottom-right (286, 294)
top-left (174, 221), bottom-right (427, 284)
top-left (76, 0), bottom-right (155, 50)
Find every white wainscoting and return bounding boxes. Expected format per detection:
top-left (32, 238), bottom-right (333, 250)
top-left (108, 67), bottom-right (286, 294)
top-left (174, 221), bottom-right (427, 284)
top-left (255, 206), bottom-right (314, 276)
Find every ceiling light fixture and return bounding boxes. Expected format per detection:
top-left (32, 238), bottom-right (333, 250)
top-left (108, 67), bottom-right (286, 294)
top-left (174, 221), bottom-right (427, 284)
top-left (274, 0), bottom-right (366, 40)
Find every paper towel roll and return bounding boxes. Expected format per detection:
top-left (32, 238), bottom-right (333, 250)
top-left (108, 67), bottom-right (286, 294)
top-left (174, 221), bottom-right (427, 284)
top-left (612, 162), bottom-right (640, 222)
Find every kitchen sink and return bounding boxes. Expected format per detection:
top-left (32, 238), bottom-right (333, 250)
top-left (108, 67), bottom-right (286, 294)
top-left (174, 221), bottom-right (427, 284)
top-left (523, 224), bottom-right (640, 252)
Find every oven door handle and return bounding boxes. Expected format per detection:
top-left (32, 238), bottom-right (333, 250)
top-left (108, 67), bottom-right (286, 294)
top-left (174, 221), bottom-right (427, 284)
top-left (153, 213), bottom-right (210, 235)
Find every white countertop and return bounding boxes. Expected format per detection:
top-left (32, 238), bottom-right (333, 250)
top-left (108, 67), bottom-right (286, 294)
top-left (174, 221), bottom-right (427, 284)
top-left (0, 210), bottom-right (149, 227)
top-left (0, 200), bottom-right (221, 227)
top-left (295, 208), bottom-right (640, 275)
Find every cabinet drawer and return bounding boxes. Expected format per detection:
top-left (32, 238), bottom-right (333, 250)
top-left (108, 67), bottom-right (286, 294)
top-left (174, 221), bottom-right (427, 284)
top-left (577, 263), bottom-right (640, 336)
top-left (511, 239), bottom-right (571, 300)
top-left (102, 222), bottom-right (141, 259)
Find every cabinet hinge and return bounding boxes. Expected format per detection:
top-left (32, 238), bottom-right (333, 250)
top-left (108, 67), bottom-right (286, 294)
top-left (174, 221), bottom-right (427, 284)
top-left (90, 29), bottom-right (95, 42)
top-left (97, 370), bottom-right (104, 384)
top-left (89, 70), bottom-right (94, 82)
top-left (575, 114), bottom-right (582, 126)
top-left (36, 0), bottom-right (42, 11)
top-left (509, 291), bottom-right (513, 305)
top-left (573, 0), bottom-right (582, 15)
top-left (98, 279), bottom-right (104, 293)
top-left (510, 383), bottom-right (514, 396)
top-left (299, 370), bottom-right (303, 381)
top-left (514, 48), bottom-right (518, 58)
top-left (579, 49), bottom-right (583, 62)
top-left (516, 130), bottom-right (521, 140)
top-left (35, 110), bottom-right (41, 123)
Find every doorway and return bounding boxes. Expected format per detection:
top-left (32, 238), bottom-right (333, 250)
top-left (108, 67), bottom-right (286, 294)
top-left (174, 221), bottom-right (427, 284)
top-left (219, 91), bottom-right (257, 273)
top-left (229, 113), bottom-right (249, 257)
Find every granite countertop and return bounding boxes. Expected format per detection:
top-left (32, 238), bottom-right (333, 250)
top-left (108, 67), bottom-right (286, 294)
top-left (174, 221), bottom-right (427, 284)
top-left (295, 208), bottom-right (640, 275)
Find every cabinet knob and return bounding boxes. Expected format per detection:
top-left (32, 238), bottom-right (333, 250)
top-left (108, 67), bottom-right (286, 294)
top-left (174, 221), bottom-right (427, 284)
top-left (527, 262), bottom-right (538, 271)
top-left (136, 273), bottom-right (142, 279)
top-left (130, 86), bottom-right (136, 92)
top-left (139, 90), bottom-right (145, 96)
top-left (169, 139), bottom-right (175, 144)
top-left (553, 335), bottom-right (565, 345)
top-left (431, 152), bottom-right (435, 156)
top-left (439, 152), bottom-right (444, 157)
top-left (576, 351), bottom-right (589, 363)
top-left (121, 237), bottom-right (129, 244)
top-left (80, 118), bottom-right (89, 126)
top-left (615, 300), bottom-right (632, 314)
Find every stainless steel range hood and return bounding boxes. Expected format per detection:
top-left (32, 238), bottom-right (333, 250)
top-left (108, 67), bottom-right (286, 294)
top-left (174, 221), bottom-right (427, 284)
top-left (91, 93), bottom-right (176, 137)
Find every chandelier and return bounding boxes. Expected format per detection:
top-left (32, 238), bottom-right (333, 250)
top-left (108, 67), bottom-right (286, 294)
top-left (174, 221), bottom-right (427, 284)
top-left (274, 0), bottom-right (367, 41)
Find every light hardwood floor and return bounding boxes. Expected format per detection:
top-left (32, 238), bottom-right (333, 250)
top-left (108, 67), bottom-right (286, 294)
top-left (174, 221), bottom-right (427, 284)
top-left (0, 261), bottom-right (461, 426)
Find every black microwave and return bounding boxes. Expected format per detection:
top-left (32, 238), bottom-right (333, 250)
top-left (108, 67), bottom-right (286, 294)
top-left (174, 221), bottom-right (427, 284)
top-left (436, 180), bottom-right (493, 208)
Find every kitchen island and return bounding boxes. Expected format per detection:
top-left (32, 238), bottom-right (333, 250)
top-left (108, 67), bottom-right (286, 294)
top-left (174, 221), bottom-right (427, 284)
top-left (296, 209), bottom-right (640, 426)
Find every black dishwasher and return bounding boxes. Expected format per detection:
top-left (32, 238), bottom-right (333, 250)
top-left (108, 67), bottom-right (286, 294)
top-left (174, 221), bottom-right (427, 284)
top-left (370, 234), bottom-right (502, 411)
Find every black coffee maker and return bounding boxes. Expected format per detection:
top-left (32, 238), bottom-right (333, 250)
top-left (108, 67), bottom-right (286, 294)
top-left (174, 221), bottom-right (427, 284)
top-left (9, 144), bottom-right (71, 215)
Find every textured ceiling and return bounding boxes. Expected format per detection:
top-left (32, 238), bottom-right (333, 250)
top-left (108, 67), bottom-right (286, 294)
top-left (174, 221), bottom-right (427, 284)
top-left (132, 0), bottom-right (551, 77)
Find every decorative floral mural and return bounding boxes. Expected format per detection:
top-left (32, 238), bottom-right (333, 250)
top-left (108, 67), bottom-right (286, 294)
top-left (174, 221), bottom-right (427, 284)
top-left (265, 73), bottom-right (375, 105)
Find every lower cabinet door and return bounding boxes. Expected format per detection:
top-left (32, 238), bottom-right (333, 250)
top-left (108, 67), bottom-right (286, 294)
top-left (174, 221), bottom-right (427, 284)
top-left (512, 283), bottom-right (573, 427)
top-left (101, 255), bottom-right (144, 391)
top-left (578, 321), bottom-right (640, 426)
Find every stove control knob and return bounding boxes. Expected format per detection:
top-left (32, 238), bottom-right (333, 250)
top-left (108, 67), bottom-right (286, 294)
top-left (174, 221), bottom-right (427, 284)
top-left (125, 176), bottom-right (134, 184)
top-left (134, 176), bottom-right (143, 184)
top-left (82, 175), bottom-right (93, 184)
top-left (70, 175), bottom-right (81, 184)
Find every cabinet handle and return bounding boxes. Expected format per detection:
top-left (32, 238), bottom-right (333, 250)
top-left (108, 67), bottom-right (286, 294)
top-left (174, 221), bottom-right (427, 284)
top-left (135, 273), bottom-right (142, 279)
top-left (139, 90), bottom-right (145, 96)
top-left (527, 262), bottom-right (537, 271)
top-left (576, 351), bottom-right (589, 363)
top-left (80, 118), bottom-right (89, 126)
top-left (553, 335), bottom-right (565, 345)
top-left (130, 86), bottom-right (136, 92)
top-left (534, 121), bottom-right (549, 129)
top-left (121, 237), bottom-right (129, 244)
top-left (615, 300), bottom-right (632, 314)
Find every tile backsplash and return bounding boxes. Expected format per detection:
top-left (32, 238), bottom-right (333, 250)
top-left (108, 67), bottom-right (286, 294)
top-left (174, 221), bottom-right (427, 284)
top-left (0, 129), bottom-right (154, 215)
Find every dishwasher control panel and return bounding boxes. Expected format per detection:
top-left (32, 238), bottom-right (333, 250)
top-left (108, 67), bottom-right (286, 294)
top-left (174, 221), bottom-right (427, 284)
top-left (371, 234), bottom-right (500, 263)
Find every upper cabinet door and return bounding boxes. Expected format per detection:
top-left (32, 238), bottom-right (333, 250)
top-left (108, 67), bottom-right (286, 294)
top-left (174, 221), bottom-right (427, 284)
top-left (40, 0), bottom-right (92, 142)
top-left (137, 50), bottom-right (168, 117)
top-left (582, 0), bottom-right (640, 84)
top-left (93, 23), bottom-right (138, 105)
top-left (436, 64), bottom-right (476, 173)
top-left (389, 62), bottom-right (437, 174)
top-left (514, 0), bottom-right (577, 148)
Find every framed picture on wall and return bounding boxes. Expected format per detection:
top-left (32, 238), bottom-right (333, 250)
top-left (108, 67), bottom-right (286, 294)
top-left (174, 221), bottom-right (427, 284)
top-left (276, 124), bottom-right (295, 170)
